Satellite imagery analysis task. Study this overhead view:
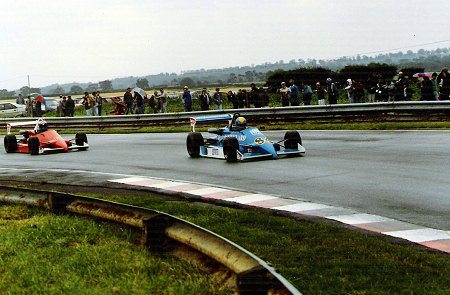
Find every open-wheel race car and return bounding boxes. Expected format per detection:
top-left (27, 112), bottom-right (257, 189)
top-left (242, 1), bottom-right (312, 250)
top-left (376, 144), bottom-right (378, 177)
top-left (4, 118), bottom-right (88, 155)
top-left (186, 113), bottom-right (305, 162)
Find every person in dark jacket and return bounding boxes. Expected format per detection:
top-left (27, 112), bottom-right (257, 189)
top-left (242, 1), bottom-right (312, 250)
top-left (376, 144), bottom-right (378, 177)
top-left (260, 87), bottom-right (269, 106)
top-left (325, 78), bottom-right (338, 104)
top-left (123, 88), bottom-right (133, 114)
top-left (314, 82), bottom-right (325, 104)
top-left (354, 82), bottom-right (365, 103)
top-left (402, 83), bottom-right (413, 100)
top-left (420, 76), bottom-right (435, 101)
top-left (301, 82), bottom-right (312, 105)
top-left (237, 89), bottom-right (246, 108)
top-left (250, 83), bottom-right (260, 108)
top-left (134, 92), bottom-right (144, 114)
top-left (437, 67), bottom-right (450, 100)
top-left (199, 88), bottom-right (210, 111)
top-left (227, 91), bottom-right (239, 109)
top-left (65, 96), bottom-right (75, 117)
top-left (182, 86), bottom-right (192, 112)
top-left (148, 91), bottom-right (158, 113)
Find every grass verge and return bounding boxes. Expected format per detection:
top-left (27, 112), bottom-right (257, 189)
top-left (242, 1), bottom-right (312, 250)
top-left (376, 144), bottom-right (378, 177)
top-left (5, 183), bottom-right (447, 295)
top-left (0, 204), bottom-right (231, 294)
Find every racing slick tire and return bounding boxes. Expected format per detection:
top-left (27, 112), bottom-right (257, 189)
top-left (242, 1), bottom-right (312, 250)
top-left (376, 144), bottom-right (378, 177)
top-left (186, 132), bottom-right (204, 157)
top-left (75, 132), bottom-right (88, 151)
top-left (4, 135), bottom-right (18, 153)
top-left (28, 137), bottom-right (40, 155)
top-left (223, 137), bottom-right (239, 162)
top-left (284, 131), bottom-right (302, 150)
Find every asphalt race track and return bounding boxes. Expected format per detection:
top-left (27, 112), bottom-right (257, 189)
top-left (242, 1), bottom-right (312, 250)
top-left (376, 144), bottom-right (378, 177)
top-left (1, 130), bottom-right (449, 230)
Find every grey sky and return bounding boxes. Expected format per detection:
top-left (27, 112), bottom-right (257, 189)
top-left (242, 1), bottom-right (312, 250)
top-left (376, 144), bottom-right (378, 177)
top-left (1, 0), bottom-right (449, 90)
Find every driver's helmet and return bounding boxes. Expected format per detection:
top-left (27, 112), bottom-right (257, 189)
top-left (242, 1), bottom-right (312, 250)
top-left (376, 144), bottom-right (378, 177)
top-left (38, 120), bottom-right (48, 132)
top-left (235, 116), bottom-right (247, 128)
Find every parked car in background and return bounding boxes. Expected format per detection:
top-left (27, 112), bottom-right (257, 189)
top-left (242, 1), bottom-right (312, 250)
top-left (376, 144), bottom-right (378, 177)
top-left (42, 98), bottom-right (59, 113)
top-left (0, 102), bottom-right (26, 118)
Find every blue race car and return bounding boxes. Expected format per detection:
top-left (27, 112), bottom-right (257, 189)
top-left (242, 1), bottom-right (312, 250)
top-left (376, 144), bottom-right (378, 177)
top-left (186, 113), bottom-right (305, 162)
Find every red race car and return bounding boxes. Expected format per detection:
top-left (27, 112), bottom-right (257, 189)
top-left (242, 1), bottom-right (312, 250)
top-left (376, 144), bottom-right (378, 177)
top-left (4, 118), bottom-right (88, 155)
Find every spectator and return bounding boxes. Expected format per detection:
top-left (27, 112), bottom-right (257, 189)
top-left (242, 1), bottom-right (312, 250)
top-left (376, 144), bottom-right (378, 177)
top-left (89, 92), bottom-right (96, 115)
top-left (148, 91), bottom-right (158, 113)
top-left (420, 76), bottom-right (435, 101)
top-left (375, 79), bottom-right (388, 102)
top-left (123, 88), bottom-right (133, 114)
top-left (157, 88), bottom-right (168, 113)
top-left (213, 88), bottom-right (222, 110)
top-left (394, 72), bottom-right (408, 101)
top-left (344, 79), bottom-right (354, 103)
top-left (431, 72), bottom-right (439, 100)
top-left (366, 74), bottom-right (377, 103)
top-left (34, 95), bottom-right (43, 117)
top-left (82, 92), bottom-right (92, 116)
top-left (314, 82), bottom-right (325, 105)
top-left (66, 95), bottom-right (75, 117)
top-left (95, 91), bottom-right (103, 116)
top-left (16, 94), bottom-right (25, 105)
top-left (388, 80), bottom-right (396, 102)
top-left (403, 83), bottom-right (413, 100)
top-left (325, 78), bottom-right (338, 104)
top-left (182, 86), bottom-right (192, 112)
top-left (301, 81), bottom-right (313, 105)
top-left (354, 82), bottom-right (365, 103)
top-left (59, 96), bottom-right (67, 117)
top-left (278, 82), bottom-right (290, 107)
top-left (437, 67), bottom-right (450, 100)
top-left (199, 88), bottom-right (210, 111)
top-left (260, 87), bottom-right (269, 106)
top-left (250, 83), bottom-right (261, 108)
top-left (237, 89), bottom-right (247, 108)
top-left (289, 80), bottom-right (299, 106)
top-left (134, 91), bottom-right (144, 114)
top-left (227, 91), bottom-right (239, 109)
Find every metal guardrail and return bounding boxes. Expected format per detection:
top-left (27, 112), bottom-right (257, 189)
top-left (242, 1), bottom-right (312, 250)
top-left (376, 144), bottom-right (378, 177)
top-left (0, 185), bottom-right (301, 295)
top-left (1, 101), bottom-right (449, 131)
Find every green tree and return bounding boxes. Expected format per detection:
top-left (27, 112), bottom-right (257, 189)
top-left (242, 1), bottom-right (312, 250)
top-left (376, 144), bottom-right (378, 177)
top-left (99, 80), bottom-right (113, 92)
top-left (0, 89), bottom-right (16, 98)
top-left (179, 77), bottom-right (195, 87)
top-left (85, 84), bottom-right (98, 92)
top-left (19, 86), bottom-right (31, 96)
top-left (70, 85), bottom-right (84, 94)
top-left (52, 86), bottom-right (65, 95)
top-left (136, 78), bottom-right (150, 89)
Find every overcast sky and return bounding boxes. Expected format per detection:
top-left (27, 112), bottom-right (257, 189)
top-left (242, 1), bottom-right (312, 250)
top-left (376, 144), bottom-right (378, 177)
top-left (1, 0), bottom-right (449, 90)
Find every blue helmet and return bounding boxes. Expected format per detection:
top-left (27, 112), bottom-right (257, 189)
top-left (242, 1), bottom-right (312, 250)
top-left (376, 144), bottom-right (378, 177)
top-left (235, 116), bottom-right (247, 127)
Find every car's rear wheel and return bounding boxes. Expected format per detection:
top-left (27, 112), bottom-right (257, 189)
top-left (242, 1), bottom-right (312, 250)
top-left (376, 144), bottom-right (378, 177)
top-left (186, 132), bottom-right (204, 157)
top-left (75, 132), bottom-right (88, 151)
top-left (28, 137), bottom-right (40, 155)
top-left (223, 137), bottom-right (239, 162)
top-left (284, 131), bottom-right (302, 149)
top-left (4, 135), bottom-right (18, 153)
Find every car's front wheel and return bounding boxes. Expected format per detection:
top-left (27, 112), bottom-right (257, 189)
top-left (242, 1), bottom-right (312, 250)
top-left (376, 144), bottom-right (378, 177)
top-left (284, 131), bottom-right (302, 149)
top-left (4, 135), bottom-right (18, 153)
top-left (75, 132), bottom-right (88, 151)
top-left (186, 132), bottom-right (204, 157)
top-left (223, 137), bottom-right (239, 162)
top-left (28, 137), bottom-right (40, 155)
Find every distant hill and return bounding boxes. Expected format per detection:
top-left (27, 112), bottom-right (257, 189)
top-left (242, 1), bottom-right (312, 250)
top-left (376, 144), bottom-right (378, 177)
top-left (22, 46), bottom-right (450, 95)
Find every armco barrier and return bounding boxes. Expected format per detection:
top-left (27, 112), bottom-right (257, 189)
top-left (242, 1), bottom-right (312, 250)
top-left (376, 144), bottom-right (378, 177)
top-left (1, 101), bottom-right (449, 131)
top-left (0, 185), bottom-right (301, 295)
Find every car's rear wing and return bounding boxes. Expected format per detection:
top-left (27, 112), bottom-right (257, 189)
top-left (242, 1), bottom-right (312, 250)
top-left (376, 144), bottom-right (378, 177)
top-left (190, 114), bottom-right (233, 132)
top-left (6, 118), bottom-right (45, 134)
